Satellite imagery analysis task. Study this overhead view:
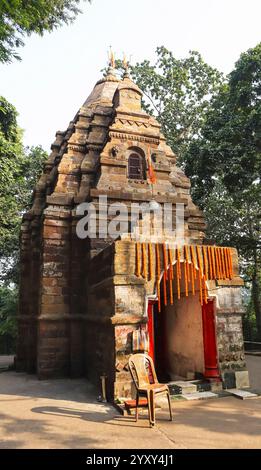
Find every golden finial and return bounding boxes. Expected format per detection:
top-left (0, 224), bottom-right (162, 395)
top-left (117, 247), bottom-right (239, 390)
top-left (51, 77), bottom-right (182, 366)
top-left (122, 53), bottom-right (130, 79)
top-left (123, 53), bottom-right (128, 70)
top-left (109, 46), bottom-right (115, 68)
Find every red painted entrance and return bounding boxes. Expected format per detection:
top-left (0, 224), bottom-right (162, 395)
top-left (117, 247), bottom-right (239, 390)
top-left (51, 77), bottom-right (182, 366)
top-left (147, 299), bottom-right (168, 382)
top-left (202, 300), bottom-right (220, 379)
top-left (147, 297), bottom-right (220, 380)
top-left (147, 300), bottom-right (155, 362)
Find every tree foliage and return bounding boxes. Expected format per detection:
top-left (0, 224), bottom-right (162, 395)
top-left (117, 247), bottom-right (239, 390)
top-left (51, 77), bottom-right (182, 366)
top-left (185, 43), bottom-right (261, 202)
top-left (0, 96), bottom-right (24, 264)
top-left (128, 46), bottom-right (224, 163)
top-left (0, 96), bottom-right (47, 344)
top-left (0, 286), bottom-right (18, 338)
top-left (185, 43), bottom-right (261, 338)
top-left (0, 96), bottom-right (48, 283)
top-left (204, 182), bottom-right (260, 273)
top-left (0, 0), bottom-right (90, 63)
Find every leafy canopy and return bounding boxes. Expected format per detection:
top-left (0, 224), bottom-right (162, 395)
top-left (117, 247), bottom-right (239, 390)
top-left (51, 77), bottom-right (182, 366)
top-left (128, 46), bottom-right (224, 163)
top-left (0, 286), bottom-right (18, 337)
top-left (184, 43), bottom-right (261, 338)
top-left (0, 96), bottom-right (48, 284)
top-left (0, 0), bottom-right (90, 63)
top-left (185, 42), bottom-right (261, 203)
top-left (0, 97), bottom-right (47, 344)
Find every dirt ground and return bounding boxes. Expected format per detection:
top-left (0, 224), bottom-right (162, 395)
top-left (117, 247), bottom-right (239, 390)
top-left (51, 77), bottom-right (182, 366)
top-left (0, 354), bottom-right (260, 449)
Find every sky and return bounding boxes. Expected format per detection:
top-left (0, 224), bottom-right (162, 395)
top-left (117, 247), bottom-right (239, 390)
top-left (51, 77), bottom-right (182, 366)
top-left (0, 0), bottom-right (260, 151)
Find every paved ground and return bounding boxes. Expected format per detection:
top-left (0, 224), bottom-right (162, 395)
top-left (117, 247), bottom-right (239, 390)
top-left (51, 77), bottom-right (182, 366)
top-left (0, 356), bottom-right (260, 449)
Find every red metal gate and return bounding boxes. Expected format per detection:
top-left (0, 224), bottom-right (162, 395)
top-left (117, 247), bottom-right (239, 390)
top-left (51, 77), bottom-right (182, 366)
top-left (201, 300), bottom-right (220, 379)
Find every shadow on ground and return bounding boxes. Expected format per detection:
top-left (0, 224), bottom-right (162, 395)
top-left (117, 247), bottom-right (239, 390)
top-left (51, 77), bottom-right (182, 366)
top-left (0, 408), bottom-right (102, 448)
top-left (1, 359), bottom-right (261, 448)
top-left (0, 370), bottom-right (97, 403)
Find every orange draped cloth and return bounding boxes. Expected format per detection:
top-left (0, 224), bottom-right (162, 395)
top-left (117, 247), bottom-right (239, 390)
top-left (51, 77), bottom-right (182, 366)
top-left (135, 243), bottom-right (234, 310)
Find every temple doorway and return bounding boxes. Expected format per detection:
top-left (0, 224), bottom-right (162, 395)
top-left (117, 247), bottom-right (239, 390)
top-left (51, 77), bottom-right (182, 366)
top-left (147, 263), bottom-right (220, 382)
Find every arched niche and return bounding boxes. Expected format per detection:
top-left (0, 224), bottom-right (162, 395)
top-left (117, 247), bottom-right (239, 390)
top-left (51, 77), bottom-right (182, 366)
top-left (126, 146), bottom-right (146, 180)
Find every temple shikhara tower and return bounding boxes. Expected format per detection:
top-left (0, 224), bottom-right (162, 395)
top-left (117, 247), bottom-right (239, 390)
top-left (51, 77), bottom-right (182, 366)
top-left (17, 64), bottom-right (249, 400)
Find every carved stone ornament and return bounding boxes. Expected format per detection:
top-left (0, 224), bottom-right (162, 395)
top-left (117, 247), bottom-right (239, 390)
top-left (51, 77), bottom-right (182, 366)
top-left (111, 145), bottom-right (120, 157)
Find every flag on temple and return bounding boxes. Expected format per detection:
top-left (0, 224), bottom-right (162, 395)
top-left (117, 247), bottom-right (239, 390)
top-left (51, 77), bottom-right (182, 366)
top-left (147, 149), bottom-right (157, 184)
top-left (110, 50), bottom-right (115, 68)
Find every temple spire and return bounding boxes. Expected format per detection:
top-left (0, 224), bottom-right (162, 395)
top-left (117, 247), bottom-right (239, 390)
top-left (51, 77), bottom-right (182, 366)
top-left (122, 53), bottom-right (130, 79)
top-left (109, 46), bottom-right (115, 68)
top-left (101, 47), bottom-right (117, 80)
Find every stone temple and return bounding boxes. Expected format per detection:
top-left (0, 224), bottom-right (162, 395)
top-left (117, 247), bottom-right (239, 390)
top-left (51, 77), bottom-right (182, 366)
top-left (16, 66), bottom-right (249, 400)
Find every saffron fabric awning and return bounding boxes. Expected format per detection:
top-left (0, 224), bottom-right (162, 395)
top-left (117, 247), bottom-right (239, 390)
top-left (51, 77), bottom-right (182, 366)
top-left (135, 243), bottom-right (234, 310)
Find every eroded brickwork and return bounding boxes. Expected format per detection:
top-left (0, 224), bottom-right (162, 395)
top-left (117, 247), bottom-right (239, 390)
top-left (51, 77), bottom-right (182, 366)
top-left (17, 68), bottom-right (248, 398)
top-left (216, 313), bottom-right (246, 372)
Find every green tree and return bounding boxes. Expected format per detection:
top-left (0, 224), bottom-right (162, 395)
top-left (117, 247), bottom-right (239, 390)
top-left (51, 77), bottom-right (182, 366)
top-left (0, 286), bottom-right (18, 337)
top-left (0, 97), bottom-right (47, 349)
top-left (128, 46), bottom-right (224, 163)
top-left (0, 96), bottom-right (48, 284)
top-left (204, 183), bottom-right (261, 339)
top-left (0, 0), bottom-right (90, 63)
top-left (0, 96), bottom-right (24, 269)
top-left (185, 43), bottom-right (261, 338)
top-left (0, 285), bottom-right (18, 353)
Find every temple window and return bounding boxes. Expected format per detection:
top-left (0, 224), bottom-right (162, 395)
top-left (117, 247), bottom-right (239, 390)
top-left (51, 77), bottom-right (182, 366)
top-left (128, 153), bottom-right (145, 180)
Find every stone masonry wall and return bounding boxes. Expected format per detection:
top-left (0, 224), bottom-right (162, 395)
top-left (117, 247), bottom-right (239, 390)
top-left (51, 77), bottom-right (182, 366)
top-left (214, 285), bottom-right (247, 388)
top-left (216, 312), bottom-right (246, 372)
top-left (86, 241), bottom-right (147, 400)
top-left (17, 69), bottom-right (248, 397)
top-left (86, 244), bottom-right (116, 399)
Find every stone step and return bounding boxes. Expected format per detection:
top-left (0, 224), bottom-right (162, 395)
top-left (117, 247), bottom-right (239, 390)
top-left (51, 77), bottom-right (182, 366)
top-left (181, 391), bottom-right (218, 400)
top-left (168, 379), bottom-right (222, 395)
top-left (168, 381), bottom-right (198, 395)
top-left (226, 389), bottom-right (259, 400)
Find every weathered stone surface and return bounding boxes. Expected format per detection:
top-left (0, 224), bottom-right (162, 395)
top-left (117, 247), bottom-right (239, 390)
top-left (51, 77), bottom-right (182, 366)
top-left (222, 371), bottom-right (236, 389)
top-left (226, 389), bottom-right (258, 399)
top-left (16, 67), bottom-right (247, 402)
top-left (182, 391), bottom-right (218, 400)
top-left (235, 370), bottom-right (250, 389)
top-left (168, 381), bottom-right (198, 394)
top-left (216, 312), bottom-right (246, 372)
